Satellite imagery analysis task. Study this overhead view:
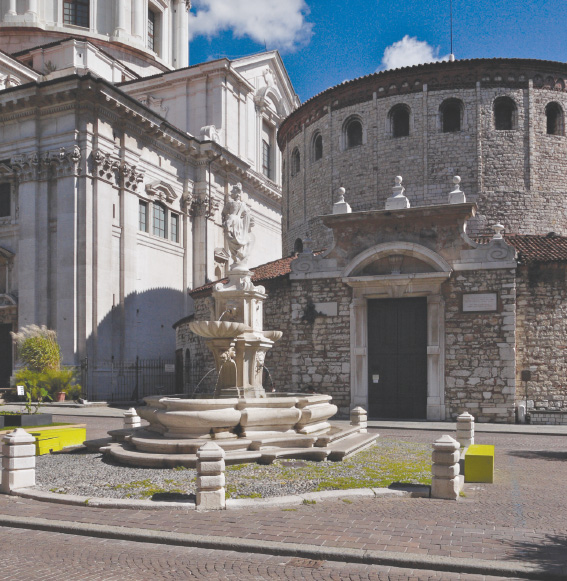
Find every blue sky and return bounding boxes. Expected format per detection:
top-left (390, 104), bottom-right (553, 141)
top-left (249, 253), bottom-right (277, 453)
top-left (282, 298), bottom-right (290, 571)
top-left (188, 0), bottom-right (566, 102)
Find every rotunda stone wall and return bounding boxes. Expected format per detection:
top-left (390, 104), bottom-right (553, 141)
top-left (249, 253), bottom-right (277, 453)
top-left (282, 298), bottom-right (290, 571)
top-left (278, 59), bottom-right (567, 254)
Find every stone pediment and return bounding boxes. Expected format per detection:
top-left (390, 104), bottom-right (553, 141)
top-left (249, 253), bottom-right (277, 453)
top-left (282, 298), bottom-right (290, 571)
top-left (145, 181), bottom-right (178, 204)
top-left (0, 52), bottom-right (39, 90)
top-left (0, 294), bottom-right (16, 307)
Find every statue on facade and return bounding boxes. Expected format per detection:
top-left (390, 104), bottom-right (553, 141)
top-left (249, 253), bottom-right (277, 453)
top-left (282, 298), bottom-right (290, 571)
top-left (222, 183), bottom-right (254, 270)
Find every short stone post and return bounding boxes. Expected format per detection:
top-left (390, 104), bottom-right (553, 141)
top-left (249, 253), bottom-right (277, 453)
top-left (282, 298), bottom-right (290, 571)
top-left (456, 412), bottom-right (474, 448)
top-left (350, 406), bottom-right (368, 433)
top-left (1, 429), bottom-right (36, 494)
top-left (431, 435), bottom-right (462, 500)
top-left (123, 408), bottom-right (141, 429)
top-left (196, 442), bottom-right (226, 511)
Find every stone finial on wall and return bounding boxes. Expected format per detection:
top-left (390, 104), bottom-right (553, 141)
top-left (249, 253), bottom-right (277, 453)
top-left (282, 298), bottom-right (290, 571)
top-left (492, 223), bottom-right (505, 239)
top-left (448, 176), bottom-right (466, 204)
top-left (385, 176), bottom-right (410, 210)
top-left (333, 187), bottom-right (352, 214)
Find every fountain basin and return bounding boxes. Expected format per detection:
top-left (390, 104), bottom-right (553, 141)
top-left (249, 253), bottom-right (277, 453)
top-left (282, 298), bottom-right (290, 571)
top-left (188, 320), bottom-right (250, 339)
top-left (137, 393), bottom-right (337, 440)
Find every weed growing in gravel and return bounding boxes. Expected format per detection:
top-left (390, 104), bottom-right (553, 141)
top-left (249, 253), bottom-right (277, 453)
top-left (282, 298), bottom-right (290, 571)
top-left (302, 499), bottom-right (316, 505)
top-left (110, 479), bottom-right (187, 499)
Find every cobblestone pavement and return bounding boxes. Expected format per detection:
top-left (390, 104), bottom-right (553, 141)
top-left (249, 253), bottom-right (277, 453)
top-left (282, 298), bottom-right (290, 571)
top-left (1, 427), bottom-right (565, 579)
top-left (0, 526), bottom-right (523, 581)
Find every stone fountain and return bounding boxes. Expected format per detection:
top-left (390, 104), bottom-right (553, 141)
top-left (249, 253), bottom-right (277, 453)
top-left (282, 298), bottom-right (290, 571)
top-left (102, 184), bottom-right (377, 467)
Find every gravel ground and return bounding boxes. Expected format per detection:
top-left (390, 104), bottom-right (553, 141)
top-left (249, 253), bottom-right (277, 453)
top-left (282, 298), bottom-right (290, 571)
top-left (35, 437), bottom-right (431, 501)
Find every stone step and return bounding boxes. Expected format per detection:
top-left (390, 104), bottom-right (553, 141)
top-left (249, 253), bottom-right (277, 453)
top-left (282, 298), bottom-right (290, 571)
top-left (84, 437), bottom-right (113, 452)
top-left (315, 425), bottom-right (368, 447)
top-left (327, 432), bottom-right (379, 461)
top-left (130, 435), bottom-right (251, 454)
top-left (258, 447), bottom-right (331, 464)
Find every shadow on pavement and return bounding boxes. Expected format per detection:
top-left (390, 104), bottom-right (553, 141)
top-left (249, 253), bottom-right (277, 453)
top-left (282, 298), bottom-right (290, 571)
top-left (506, 450), bottom-right (567, 462)
top-left (505, 533), bottom-right (567, 578)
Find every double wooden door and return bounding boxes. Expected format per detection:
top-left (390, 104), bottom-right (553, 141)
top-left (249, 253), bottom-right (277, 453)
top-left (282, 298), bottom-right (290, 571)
top-left (367, 298), bottom-right (427, 419)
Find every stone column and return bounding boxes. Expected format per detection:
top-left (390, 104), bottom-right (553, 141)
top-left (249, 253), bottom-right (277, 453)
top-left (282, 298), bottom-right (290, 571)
top-left (7, 0), bottom-right (17, 16)
top-left (196, 442), bottom-right (226, 510)
top-left (113, 0), bottom-right (127, 38)
top-left (431, 435), bottom-right (461, 500)
top-left (1, 429), bottom-right (36, 494)
top-left (350, 406), bottom-right (367, 433)
top-left (25, 0), bottom-right (38, 21)
top-left (456, 412), bottom-right (474, 448)
top-left (132, 0), bottom-right (146, 41)
top-left (173, 0), bottom-right (189, 68)
top-left (124, 408), bottom-right (141, 429)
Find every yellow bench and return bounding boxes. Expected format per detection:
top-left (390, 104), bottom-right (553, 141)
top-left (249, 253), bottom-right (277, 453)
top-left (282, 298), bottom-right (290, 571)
top-left (465, 444), bottom-right (494, 483)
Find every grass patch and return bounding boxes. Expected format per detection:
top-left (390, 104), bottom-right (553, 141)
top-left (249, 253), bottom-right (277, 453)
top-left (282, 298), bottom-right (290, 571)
top-left (109, 479), bottom-right (187, 499)
top-left (302, 499), bottom-right (316, 505)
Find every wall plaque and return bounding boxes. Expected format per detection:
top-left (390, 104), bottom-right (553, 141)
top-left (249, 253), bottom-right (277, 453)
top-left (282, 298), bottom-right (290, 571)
top-left (462, 293), bottom-right (498, 312)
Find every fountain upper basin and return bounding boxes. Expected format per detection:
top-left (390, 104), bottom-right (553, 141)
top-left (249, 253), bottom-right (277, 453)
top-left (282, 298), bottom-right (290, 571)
top-left (188, 320), bottom-right (250, 339)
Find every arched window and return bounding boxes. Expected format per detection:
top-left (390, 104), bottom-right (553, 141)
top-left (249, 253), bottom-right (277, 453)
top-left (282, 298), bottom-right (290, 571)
top-left (294, 238), bottom-right (304, 254)
top-left (313, 133), bottom-right (323, 161)
top-left (440, 99), bottom-right (463, 132)
top-left (494, 97), bottom-right (516, 130)
top-left (291, 148), bottom-right (301, 176)
top-left (390, 105), bottom-right (410, 137)
top-left (546, 102), bottom-right (564, 136)
top-left (345, 117), bottom-right (363, 148)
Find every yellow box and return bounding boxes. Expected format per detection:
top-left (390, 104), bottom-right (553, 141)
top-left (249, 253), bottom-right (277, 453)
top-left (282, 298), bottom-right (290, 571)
top-left (30, 428), bottom-right (86, 455)
top-left (35, 436), bottom-right (61, 456)
top-left (465, 444), bottom-right (494, 483)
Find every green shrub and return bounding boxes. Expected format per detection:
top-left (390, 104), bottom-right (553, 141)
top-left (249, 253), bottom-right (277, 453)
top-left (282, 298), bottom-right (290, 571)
top-left (13, 367), bottom-right (82, 400)
top-left (11, 325), bottom-right (61, 372)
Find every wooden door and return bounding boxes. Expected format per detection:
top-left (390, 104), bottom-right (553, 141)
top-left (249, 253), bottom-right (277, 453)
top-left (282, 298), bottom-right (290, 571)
top-left (0, 324), bottom-right (12, 388)
top-left (367, 298), bottom-right (427, 419)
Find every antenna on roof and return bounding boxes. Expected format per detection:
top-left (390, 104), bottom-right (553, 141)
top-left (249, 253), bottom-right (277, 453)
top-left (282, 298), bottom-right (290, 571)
top-left (449, 0), bottom-right (455, 61)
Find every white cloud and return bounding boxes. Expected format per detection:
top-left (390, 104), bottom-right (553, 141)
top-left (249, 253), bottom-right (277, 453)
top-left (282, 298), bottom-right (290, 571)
top-left (378, 36), bottom-right (450, 71)
top-left (189, 0), bottom-right (313, 52)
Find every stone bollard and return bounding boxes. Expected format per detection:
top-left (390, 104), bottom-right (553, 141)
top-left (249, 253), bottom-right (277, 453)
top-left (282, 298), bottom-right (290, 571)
top-left (123, 408), bottom-right (141, 429)
top-left (196, 442), bottom-right (226, 511)
top-left (1, 429), bottom-right (36, 494)
top-left (456, 412), bottom-right (475, 448)
top-left (350, 406), bottom-right (368, 434)
top-left (431, 435), bottom-right (462, 500)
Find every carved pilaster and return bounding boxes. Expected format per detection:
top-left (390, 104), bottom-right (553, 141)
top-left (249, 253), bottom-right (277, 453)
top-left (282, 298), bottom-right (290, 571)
top-left (190, 196), bottom-right (220, 220)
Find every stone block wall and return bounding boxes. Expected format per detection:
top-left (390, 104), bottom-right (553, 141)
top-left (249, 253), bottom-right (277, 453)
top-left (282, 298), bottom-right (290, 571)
top-left (515, 264), bottom-right (567, 411)
top-left (287, 279), bottom-right (352, 415)
top-left (444, 269), bottom-right (517, 423)
top-left (529, 411), bottom-right (567, 425)
top-left (280, 62), bottom-right (567, 254)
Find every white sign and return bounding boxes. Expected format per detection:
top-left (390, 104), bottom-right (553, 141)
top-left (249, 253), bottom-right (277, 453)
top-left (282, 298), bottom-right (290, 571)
top-left (164, 364), bottom-right (175, 373)
top-left (16, 385), bottom-right (25, 396)
top-left (463, 293), bottom-right (498, 312)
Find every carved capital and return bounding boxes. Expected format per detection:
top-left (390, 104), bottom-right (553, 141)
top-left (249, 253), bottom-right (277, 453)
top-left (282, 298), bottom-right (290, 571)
top-left (11, 152), bottom-right (39, 182)
top-left (120, 162), bottom-right (144, 191)
top-left (190, 196), bottom-right (220, 219)
top-left (92, 150), bottom-right (120, 181)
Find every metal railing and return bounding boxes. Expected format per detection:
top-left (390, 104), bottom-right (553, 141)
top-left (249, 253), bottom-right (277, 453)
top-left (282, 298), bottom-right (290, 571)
top-left (80, 357), bottom-right (177, 402)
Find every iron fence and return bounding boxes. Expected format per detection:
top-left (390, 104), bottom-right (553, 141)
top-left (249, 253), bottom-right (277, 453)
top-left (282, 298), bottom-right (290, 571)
top-left (80, 357), bottom-right (177, 402)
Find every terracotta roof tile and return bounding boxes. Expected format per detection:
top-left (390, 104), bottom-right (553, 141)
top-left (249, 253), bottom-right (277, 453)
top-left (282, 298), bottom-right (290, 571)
top-left (505, 234), bottom-right (567, 264)
top-left (190, 255), bottom-right (297, 297)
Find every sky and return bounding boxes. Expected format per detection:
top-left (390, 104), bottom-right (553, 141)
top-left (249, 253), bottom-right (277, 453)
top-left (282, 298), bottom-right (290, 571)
top-left (188, 0), bottom-right (566, 103)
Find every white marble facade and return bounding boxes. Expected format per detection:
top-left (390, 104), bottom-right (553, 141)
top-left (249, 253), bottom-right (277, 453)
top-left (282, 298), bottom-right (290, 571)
top-left (0, 0), bottom-right (299, 390)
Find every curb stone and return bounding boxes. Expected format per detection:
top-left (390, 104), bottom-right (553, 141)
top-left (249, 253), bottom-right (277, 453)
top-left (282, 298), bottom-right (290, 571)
top-left (10, 486), bottom-right (414, 510)
top-left (0, 513), bottom-right (561, 580)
